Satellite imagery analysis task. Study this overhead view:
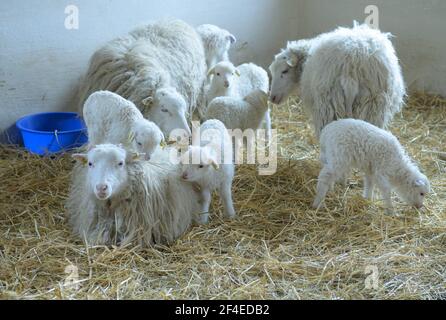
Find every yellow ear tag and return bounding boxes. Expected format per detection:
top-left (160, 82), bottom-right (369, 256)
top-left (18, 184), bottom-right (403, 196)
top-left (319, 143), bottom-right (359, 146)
top-left (160, 140), bottom-right (167, 149)
top-left (211, 162), bottom-right (220, 170)
top-left (127, 131), bottom-right (135, 145)
top-left (235, 70), bottom-right (241, 77)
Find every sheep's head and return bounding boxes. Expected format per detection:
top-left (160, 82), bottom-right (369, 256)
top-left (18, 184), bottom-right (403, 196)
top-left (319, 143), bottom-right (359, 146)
top-left (132, 119), bottom-right (164, 161)
top-left (196, 24), bottom-right (237, 68)
top-left (180, 145), bottom-right (219, 182)
top-left (244, 89), bottom-right (269, 110)
top-left (72, 144), bottom-right (143, 201)
top-left (144, 87), bottom-right (191, 141)
top-left (398, 172), bottom-right (430, 209)
top-left (208, 61), bottom-right (240, 91)
top-left (269, 40), bottom-right (311, 105)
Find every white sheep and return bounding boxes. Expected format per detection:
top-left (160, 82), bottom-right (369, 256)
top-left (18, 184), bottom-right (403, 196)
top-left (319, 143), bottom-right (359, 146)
top-left (312, 119), bottom-right (430, 212)
top-left (180, 119), bottom-right (235, 224)
top-left (196, 24), bottom-right (236, 70)
top-left (142, 87), bottom-right (191, 139)
top-left (67, 144), bottom-right (202, 246)
top-left (205, 89), bottom-right (269, 132)
top-left (83, 91), bottom-right (164, 160)
top-left (269, 22), bottom-right (406, 137)
top-left (206, 61), bottom-right (271, 139)
top-left (76, 19), bottom-right (207, 122)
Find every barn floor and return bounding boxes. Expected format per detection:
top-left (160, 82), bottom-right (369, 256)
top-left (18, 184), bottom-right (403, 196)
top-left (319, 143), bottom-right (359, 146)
top-left (0, 94), bottom-right (445, 300)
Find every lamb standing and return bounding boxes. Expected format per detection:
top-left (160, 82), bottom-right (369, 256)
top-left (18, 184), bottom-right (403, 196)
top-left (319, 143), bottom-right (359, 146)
top-left (269, 23), bottom-right (406, 137)
top-left (83, 91), bottom-right (164, 160)
top-left (76, 19), bottom-right (207, 124)
top-left (312, 119), bottom-right (430, 213)
top-left (180, 119), bottom-right (235, 224)
top-left (196, 24), bottom-right (237, 70)
top-left (67, 144), bottom-right (201, 246)
top-left (206, 61), bottom-right (271, 139)
top-left (206, 89), bottom-right (269, 132)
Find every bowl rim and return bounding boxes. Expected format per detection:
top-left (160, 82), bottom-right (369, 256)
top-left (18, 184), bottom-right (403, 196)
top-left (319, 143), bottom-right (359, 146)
top-left (16, 112), bottom-right (87, 135)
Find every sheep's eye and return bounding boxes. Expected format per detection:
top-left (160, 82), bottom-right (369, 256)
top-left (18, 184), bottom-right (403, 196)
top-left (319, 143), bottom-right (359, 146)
top-left (199, 165), bottom-right (204, 169)
top-left (118, 161), bottom-right (124, 166)
top-left (282, 69), bottom-right (289, 75)
top-left (420, 192), bottom-right (425, 196)
top-left (88, 162), bottom-right (93, 167)
top-left (161, 108), bottom-right (169, 113)
top-left (137, 142), bottom-right (143, 146)
top-left (216, 73), bottom-right (220, 76)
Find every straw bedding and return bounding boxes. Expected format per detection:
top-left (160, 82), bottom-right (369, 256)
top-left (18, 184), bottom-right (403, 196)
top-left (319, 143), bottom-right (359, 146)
top-left (0, 93), bottom-right (445, 299)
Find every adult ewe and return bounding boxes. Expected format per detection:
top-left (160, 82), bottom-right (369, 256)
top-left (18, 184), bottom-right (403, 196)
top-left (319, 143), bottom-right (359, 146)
top-left (269, 23), bottom-right (406, 137)
top-left (67, 144), bottom-right (201, 247)
top-left (76, 19), bottom-right (207, 122)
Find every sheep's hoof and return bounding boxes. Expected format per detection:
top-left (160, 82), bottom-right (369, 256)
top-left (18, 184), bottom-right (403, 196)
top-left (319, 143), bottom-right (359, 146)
top-left (197, 213), bottom-right (209, 225)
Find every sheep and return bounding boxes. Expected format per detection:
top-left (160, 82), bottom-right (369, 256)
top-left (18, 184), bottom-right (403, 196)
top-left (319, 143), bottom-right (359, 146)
top-left (312, 119), bottom-right (430, 213)
top-left (76, 19), bottom-right (207, 124)
top-left (269, 22), bottom-right (406, 137)
top-left (205, 89), bottom-right (269, 133)
top-left (67, 143), bottom-right (202, 246)
top-left (83, 90), bottom-right (164, 160)
top-left (180, 119), bottom-right (235, 224)
top-left (142, 87), bottom-right (191, 139)
top-left (206, 61), bottom-right (271, 139)
top-left (196, 24), bottom-right (237, 70)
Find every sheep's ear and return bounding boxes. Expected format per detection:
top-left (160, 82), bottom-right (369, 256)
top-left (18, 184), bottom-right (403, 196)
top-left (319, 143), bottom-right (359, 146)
top-left (142, 96), bottom-right (154, 107)
top-left (414, 179), bottom-right (426, 187)
top-left (127, 152), bottom-right (145, 162)
top-left (207, 66), bottom-right (216, 76)
top-left (235, 69), bottom-right (241, 77)
top-left (228, 34), bottom-right (236, 44)
top-left (72, 153), bottom-right (88, 165)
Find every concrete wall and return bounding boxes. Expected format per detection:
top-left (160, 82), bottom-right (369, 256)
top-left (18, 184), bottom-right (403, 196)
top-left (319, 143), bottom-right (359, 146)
top-left (0, 0), bottom-right (299, 140)
top-left (298, 0), bottom-right (446, 96)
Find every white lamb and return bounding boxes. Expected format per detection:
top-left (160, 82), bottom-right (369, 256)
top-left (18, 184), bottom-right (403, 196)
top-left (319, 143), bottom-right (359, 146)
top-left (312, 119), bottom-right (430, 213)
top-left (269, 22), bottom-right (406, 137)
top-left (206, 61), bottom-right (271, 139)
top-left (196, 24), bottom-right (237, 70)
top-left (67, 144), bottom-right (201, 246)
top-left (180, 119), bottom-right (235, 224)
top-left (83, 91), bottom-right (164, 160)
top-left (205, 89), bottom-right (269, 132)
top-left (76, 19), bottom-right (207, 122)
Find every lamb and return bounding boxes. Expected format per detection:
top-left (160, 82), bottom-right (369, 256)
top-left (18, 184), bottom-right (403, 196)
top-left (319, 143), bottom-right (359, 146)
top-left (83, 91), bottom-right (164, 160)
top-left (180, 119), bottom-right (235, 224)
top-left (206, 61), bottom-right (271, 139)
top-left (205, 89), bottom-right (269, 132)
top-left (196, 24), bottom-right (237, 70)
top-left (312, 119), bottom-right (430, 213)
top-left (76, 19), bottom-right (207, 123)
top-left (269, 22), bottom-right (406, 137)
top-left (67, 144), bottom-right (202, 246)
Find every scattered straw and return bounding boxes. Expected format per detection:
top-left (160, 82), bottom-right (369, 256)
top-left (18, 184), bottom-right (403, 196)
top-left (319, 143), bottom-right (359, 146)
top-left (0, 93), bottom-right (445, 299)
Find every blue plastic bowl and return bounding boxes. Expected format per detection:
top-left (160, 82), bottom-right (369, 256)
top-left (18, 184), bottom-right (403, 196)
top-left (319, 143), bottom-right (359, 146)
top-left (16, 112), bottom-right (88, 155)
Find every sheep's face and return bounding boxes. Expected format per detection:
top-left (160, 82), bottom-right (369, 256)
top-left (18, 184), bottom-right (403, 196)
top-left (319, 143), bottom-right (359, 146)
top-left (150, 88), bottom-right (191, 140)
top-left (73, 144), bottom-right (142, 201)
top-left (269, 50), bottom-right (302, 105)
top-left (401, 175), bottom-right (430, 209)
top-left (208, 62), bottom-right (240, 91)
top-left (133, 120), bottom-right (164, 161)
top-left (180, 146), bottom-right (219, 183)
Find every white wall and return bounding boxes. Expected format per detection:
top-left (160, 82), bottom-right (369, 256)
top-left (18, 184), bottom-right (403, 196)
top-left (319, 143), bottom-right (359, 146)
top-left (0, 0), bottom-right (299, 140)
top-left (298, 0), bottom-right (446, 96)
top-left (1, 0), bottom-right (446, 142)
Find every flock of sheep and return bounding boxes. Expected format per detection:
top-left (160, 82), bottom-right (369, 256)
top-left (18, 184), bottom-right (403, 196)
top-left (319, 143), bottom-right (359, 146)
top-left (65, 19), bottom-right (430, 247)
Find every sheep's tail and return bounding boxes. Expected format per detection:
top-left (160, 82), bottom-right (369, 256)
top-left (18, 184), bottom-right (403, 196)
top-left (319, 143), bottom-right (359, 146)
top-left (340, 76), bottom-right (359, 118)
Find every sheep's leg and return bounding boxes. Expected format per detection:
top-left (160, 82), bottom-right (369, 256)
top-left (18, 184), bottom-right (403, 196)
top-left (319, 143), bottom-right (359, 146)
top-left (363, 175), bottom-right (374, 200)
top-left (198, 189), bottom-right (212, 224)
top-left (312, 166), bottom-right (336, 209)
top-left (219, 182), bottom-right (236, 219)
top-left (374, 175), bottom-right (393, 213)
